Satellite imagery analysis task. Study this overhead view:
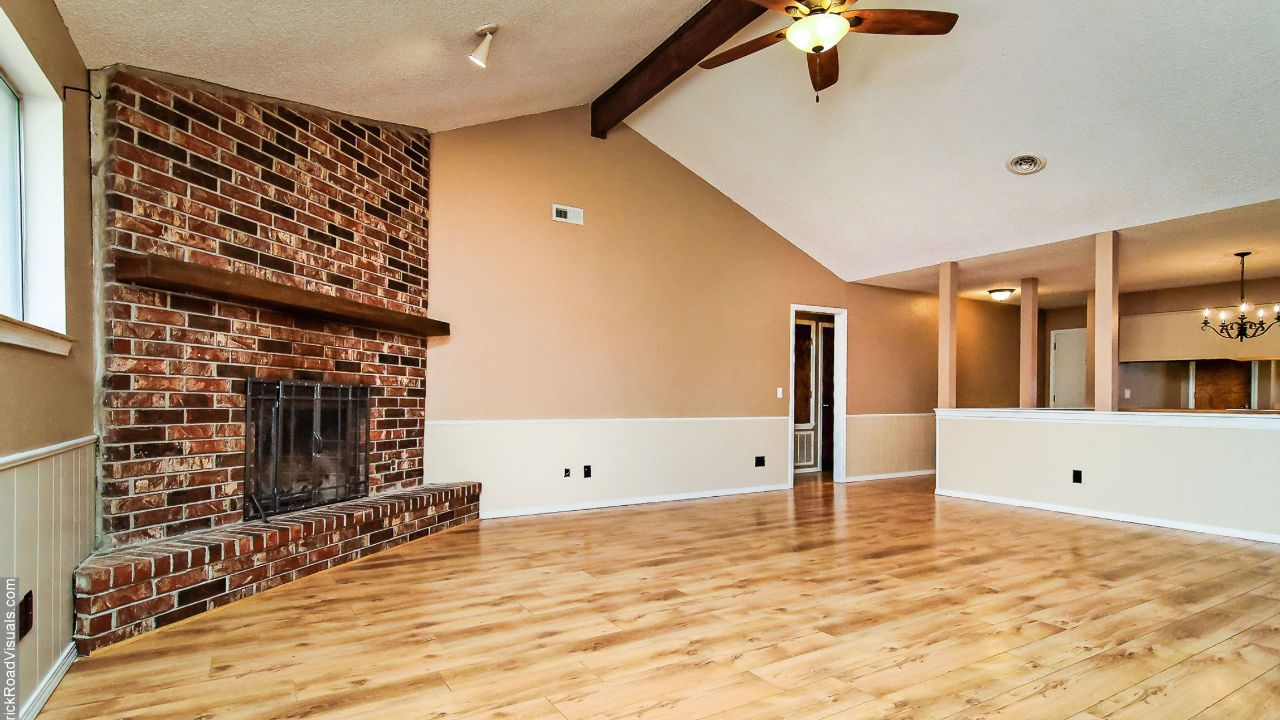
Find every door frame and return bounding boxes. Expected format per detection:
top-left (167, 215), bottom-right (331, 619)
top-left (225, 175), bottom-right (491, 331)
top-left (1049, 327), bottom-right (1087, 408)
top-left (788, 304), bottom-right (847, 486)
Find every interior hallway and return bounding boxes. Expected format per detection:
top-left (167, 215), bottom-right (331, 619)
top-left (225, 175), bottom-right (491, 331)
top-left (42, 477), bottom-right (1280, 719)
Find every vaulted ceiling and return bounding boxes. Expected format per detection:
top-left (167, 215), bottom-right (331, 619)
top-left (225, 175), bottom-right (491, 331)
top-left (56, 0), bottom-right (1280, 285)
top-left (629, 0), bottom-right (1280, 281)
top-left (54, 0), bottom-right (707, 131)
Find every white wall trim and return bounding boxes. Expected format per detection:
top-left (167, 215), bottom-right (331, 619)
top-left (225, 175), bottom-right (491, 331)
top-left (19, 643), bottom-right (76, 720)
top-left (426, 416), bottom-right (787, 426)
top-left (841, 469), bottom-right (935, 483)
top-left (846, 412), bottom-right (935, 419)
top-left (481, 483), bottom-right (791, 520)
top-left (935, 407), bottom-right (1280, 431)
top-left (0, 434), bottom-right (96, 472)
top-left (935, 489), bottom-right (1280, 545)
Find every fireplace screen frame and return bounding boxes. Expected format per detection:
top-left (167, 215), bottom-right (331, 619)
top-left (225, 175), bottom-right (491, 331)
top-left (244, 379), bottom-right (371, 521)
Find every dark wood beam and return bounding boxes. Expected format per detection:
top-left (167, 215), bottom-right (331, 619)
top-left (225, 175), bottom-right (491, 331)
top-left (590, 0), bottom-right (767, 139)
top-left (116, 253), bottom-right (451, 337)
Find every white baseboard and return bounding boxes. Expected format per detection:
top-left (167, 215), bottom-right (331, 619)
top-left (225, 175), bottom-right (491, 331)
top-left (20, 642), bottom-right (76, 720)
top-left (935, 489), bottom-right (1280, 545)
top-left (481, 483), bottom-right (791, 520)
top-left (841, 469), bottom-right (935, 483)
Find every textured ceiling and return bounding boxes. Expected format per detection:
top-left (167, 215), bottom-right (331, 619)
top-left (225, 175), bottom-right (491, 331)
top-left (629, 0), bottom-right (1280, 282)
top-left (54, 0), bottom-right (707, 131)
top-left (860, 199), bottom-right (1280, 308)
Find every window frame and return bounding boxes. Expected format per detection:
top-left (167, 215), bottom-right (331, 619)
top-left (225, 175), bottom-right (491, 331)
top-left (0, 69), bottom-right (24, 321)
top-left (0, 6), bottom-right (69, 354)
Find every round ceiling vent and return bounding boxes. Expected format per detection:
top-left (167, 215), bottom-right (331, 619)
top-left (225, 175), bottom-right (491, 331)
top-left (1007, 154), bottom-right (1046, 175)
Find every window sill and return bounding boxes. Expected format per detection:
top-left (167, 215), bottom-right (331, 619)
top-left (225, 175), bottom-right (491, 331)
top-left (0, 313), bottom-right (73, 356)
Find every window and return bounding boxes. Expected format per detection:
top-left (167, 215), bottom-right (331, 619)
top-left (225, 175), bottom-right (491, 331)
top-left (0, 74), bottom-right (20, 318)
top-left (0, 5), bottom-right (67, 351)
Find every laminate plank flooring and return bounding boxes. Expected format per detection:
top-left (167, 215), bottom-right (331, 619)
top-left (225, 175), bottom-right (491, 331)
top-left (41, 477), bottom-right (1280, 719)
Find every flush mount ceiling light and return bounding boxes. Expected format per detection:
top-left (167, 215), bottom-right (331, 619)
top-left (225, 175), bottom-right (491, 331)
top-left (1007, 154), bottom-right (1046, 175)
top-left (988, 288), bottom-right (1015, 302)
top-left (468, 24), bottom-right (498, 68)
top-left (1201, 251), bottom-right (1279, 341)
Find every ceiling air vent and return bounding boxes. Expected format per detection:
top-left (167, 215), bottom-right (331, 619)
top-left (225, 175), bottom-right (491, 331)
top-left (551, 204), bottom-right (584, 225)
top-left (1006, 154), bottom-right (1046, 175)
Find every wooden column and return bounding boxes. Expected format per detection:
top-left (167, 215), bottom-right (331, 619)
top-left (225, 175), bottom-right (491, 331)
top-left (938, 261), bottom-right (958, 409)
top-left (1094, 231), bottom-right (1120, 411)
top-left (1019, 277), bottom-right (1039, 408)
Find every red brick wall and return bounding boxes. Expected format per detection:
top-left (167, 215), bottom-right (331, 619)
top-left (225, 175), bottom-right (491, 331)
top-left (100, 67), bottom-right (432, 547)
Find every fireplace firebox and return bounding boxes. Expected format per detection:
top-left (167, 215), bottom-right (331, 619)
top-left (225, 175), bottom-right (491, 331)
top-left (245, 379), bottom-right (371, 520)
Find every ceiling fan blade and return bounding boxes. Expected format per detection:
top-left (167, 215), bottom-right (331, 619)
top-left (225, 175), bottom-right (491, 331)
top-left (699, 27), bottom-right (789, 69)
top-left (842, 9), bottom-right (959, 35)
top-left (807, 46), bottom-right (839, 92)
top-left (740, 0), bottom-right (808, 15)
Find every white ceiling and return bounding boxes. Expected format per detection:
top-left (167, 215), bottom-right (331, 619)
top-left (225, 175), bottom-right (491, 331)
top-left (629, 0), bottom-right (1280, 282)
top-left (860, 199), bottom-right (1280, 308)
top-left (53, 0), bottom-right (707, 132)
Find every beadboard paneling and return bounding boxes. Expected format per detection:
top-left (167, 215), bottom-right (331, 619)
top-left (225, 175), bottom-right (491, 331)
top-left (844, 413), bottom-right (935, 480)
top-left (0, 437), bottom-right (96, 717)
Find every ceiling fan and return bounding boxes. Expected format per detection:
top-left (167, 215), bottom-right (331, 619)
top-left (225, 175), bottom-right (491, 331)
top-left (699, 0), bottom-right (958, 93)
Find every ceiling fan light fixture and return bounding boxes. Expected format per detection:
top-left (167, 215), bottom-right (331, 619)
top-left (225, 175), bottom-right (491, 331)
top-left (988, 288), bottom-right (1015, 302)
top-left (469, 24), bottom-right (498, 68)
top-left (785, 12), bottom-right (850, 53)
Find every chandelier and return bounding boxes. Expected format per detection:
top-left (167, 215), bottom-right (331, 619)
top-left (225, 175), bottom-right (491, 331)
top-left (1201, 251), bottom-right (1279, 341)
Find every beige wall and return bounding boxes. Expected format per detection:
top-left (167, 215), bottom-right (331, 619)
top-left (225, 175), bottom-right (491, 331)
top-left (1123, 277), bottom-right (1280, 317)
top-left (0, 0), bottom-right (95, 455)
top-left (846, 284), bottom-right (938, 414)
top-left (957, 299), bottom-right (1021, 408)
top-left (936, 410), bottom-right (1280, 542)
top-left (428, 106), bottom-right (967, 504)
top-left (428, 106), bottom-right (851, 422)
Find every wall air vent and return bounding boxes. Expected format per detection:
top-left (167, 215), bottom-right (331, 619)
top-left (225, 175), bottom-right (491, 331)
top-left (552, 204), bottom-right (584, 225)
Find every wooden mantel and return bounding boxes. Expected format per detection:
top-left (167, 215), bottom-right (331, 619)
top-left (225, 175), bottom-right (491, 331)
top-left (115, 253), bottom-right (450, 337)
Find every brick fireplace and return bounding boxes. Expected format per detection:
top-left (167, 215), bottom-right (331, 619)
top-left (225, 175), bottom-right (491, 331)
top-left (73, 67), bottom-right (480, 653)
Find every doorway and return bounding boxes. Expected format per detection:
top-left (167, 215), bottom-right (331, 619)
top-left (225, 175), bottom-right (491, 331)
top-left (788, 305), bottom-right (847, 484)
top-left (1050, 328), bottom-right (1088, 408)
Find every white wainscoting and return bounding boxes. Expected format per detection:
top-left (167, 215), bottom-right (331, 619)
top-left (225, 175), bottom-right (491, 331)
top-left (935, 409), bottom-right (1280, 543)
top-left (424, 417), bottom-right (790, 518)
top-left (842, 413), bottom-right (935, 482)
top-left (0, 436), bottom-right (97, 719)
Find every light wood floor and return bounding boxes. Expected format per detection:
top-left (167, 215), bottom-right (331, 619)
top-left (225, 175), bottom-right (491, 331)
top-left (43, 477), bottom-right (1280, 719)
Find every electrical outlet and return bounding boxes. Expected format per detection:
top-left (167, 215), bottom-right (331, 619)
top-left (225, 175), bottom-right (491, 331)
top-left (755, 456), bottom-right (766, 467)
top-left (1124, 388), bottom-right (1132, 399)
top-left (776, 387), bottom-right (783, 399)
top-left (1072, 469), bottom-right (1083, 484)
top-left (584, 465), bottom-right (592, 479)
top-left (564, 468), bottom-right (571, 478)
top-left (18, 590), bottom-right (33, 640)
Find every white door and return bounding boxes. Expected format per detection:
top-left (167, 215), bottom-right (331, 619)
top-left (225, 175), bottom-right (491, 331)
top-left (1050, 328), bottom-right (1088, 408)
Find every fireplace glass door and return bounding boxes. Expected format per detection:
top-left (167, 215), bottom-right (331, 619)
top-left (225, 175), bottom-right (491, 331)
top-left (245, 379), bottom-right (370, 520)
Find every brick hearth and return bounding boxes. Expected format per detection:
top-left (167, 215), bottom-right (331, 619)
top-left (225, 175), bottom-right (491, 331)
top-left (77, 66), bottom-right (458, 654)
top-left (73, 482), bottom-right (480, 654)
